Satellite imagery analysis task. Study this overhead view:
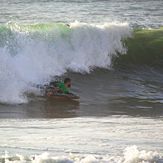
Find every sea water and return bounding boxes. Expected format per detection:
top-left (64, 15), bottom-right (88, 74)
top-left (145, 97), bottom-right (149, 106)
top-left (0, 0), bottom-right (163, 162)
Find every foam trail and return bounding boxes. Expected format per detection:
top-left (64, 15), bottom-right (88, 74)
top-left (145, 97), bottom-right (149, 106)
top-left (0, 22), bottom-right (131, 104)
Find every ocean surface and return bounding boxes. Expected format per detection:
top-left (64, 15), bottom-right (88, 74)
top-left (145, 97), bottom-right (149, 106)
top-left (0, 0), bottom-right (163, 162)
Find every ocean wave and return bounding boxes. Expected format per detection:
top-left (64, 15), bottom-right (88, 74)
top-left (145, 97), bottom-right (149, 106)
top-left (0, 22), bottom-right (163, 104)
top-left (0, 146), bottom-right (162, 163)
top-left (114, 27), bottom-right (163, 67)
top-left (0, 21), bottom-right (131, 104)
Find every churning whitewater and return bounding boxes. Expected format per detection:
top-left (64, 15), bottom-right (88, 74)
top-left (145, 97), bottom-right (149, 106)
top-left (0, 146), bottom-right (162, 163)
top-left (0, 22), bottom-right (131, 104)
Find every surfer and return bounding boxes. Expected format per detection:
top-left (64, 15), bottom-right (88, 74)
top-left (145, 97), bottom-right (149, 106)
top-left (46, 78), bottom-right (72, 96)
top-left (56, 78), bottom-right (71, 94)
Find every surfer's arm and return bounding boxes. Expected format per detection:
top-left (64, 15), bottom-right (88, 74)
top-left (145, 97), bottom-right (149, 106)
top-left (47, 92), bottom-right (53, 97)
top-left (46, 87), bottom-right (60, 96)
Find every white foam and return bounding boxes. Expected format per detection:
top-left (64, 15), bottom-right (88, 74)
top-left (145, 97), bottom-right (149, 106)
top-left (0, 146), bottom-right (162, 163)
top-left (0, 22), bottom-right (131, 104)
top-left (123, 146), bottom-right (162, 163)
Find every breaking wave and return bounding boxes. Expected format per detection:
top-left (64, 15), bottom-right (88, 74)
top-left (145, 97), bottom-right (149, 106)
top-left (0, 22), bottom-right (163, 104)
top-left (0, 22), bottom-right (131, 104)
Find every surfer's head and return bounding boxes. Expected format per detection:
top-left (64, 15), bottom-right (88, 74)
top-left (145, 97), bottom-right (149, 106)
top-left (64, 78), bottom-right (71, 88)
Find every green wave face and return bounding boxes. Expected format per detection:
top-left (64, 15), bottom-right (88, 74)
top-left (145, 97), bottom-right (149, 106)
top-left (0, 23), bottom-right (71, 42)
top-left (115, 27), bottom-right (163, 67)
top-left (0, 23), bottom-right (71, 55)
top-left (21, 23), bottom-right (71, 35)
